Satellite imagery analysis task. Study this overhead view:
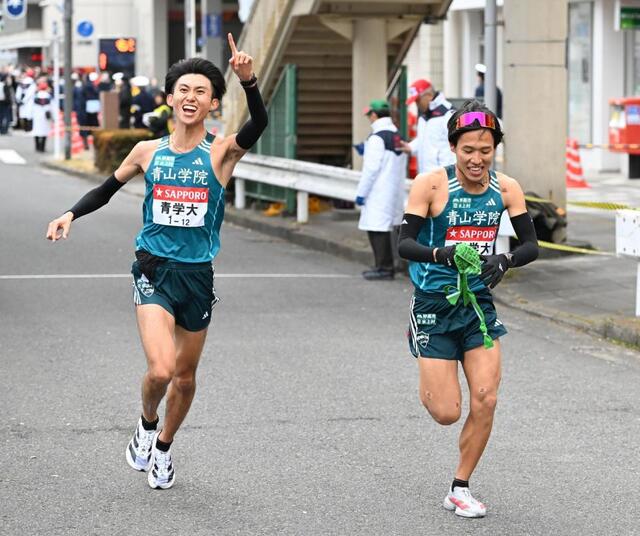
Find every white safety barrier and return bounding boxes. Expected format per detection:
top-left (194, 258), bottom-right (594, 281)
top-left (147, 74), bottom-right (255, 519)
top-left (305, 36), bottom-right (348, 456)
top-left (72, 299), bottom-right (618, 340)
top-left (232, 153), bottom-right (410, 223)
top-left (616, 209), bottom-right (640, 316)
top-left (232, 154), bottom-right (518, 250)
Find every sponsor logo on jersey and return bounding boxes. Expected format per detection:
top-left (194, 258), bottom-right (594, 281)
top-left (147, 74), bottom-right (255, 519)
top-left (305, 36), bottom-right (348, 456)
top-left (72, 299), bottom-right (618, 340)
top-left (192, 157), bottom-right (204, 166)
top-left (486, 198), bottom-right (497, 206)
top-left (154, 155), bottom-right (176, 167)
top-left (416, 313), bottom-right (436, 325)
top-left (445, 226), bottom-right (498, 255)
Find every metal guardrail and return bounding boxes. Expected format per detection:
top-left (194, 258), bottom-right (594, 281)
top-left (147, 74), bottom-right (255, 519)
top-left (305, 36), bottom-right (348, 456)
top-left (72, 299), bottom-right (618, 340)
top-left (233, 154), bottom-right (359, 222)
top-left (233, 153), bottom-right (411, 223)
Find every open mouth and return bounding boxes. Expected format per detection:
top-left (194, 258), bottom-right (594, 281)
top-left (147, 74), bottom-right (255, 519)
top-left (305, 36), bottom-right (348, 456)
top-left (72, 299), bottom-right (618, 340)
top-left (182, 105), bottom-right (198, 114)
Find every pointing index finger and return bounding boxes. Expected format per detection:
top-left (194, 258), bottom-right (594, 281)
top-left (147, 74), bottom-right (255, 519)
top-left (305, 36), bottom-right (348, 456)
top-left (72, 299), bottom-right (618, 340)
top-left (227, 33), bottom-right (238, 57)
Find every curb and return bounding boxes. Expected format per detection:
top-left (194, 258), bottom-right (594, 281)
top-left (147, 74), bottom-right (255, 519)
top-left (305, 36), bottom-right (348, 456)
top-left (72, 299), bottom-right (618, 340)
top-left (223, 208), bottom-right (373, 267)
top-left (43, 160), bottom-right (105, 183)
top-left (493, 286), bottom-right (640, 349)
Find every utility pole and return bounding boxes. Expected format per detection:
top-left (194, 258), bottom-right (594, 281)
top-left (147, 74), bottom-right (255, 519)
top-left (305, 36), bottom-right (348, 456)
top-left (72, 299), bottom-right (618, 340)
top-left (184, 0), bottom-right (196, 58)
top-left (52, 20), bottom-right (61, 159)
top-left (63, 0), bottom-right (73, 160)
top-left (484, 0), bottom-right (497, 115)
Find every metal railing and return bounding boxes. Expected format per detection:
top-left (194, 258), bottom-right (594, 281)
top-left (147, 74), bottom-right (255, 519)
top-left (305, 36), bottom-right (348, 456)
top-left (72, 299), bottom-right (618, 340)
top-left (232, 153), bottom-right (410, 223)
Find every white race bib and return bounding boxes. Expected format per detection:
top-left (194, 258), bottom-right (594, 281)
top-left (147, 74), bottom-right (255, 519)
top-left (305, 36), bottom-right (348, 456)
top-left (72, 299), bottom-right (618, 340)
top-left (152, 185), bottom-right (208, 227)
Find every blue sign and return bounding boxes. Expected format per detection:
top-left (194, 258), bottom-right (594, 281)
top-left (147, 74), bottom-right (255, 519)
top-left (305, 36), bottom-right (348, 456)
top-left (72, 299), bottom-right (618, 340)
top-left (77, 20), bottom-right (94, 38)
top-left (4, 0), bottom-right (27, 20)
top-left (206, 13), bottom-right (222, 38)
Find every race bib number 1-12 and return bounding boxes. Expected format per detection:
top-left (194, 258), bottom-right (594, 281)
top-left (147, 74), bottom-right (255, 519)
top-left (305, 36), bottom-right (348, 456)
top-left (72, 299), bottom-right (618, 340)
top-left (152, 185), bottom-right (208, 227)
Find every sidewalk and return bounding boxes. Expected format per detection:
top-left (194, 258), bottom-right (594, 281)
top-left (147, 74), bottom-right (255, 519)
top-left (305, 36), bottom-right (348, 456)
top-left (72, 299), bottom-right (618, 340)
top-left (43, 158), bottom-right (640, 349)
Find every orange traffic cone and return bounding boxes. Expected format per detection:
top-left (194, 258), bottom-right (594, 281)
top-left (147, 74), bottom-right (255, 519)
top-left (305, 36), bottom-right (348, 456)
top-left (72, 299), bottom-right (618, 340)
top-left (48, 110), bottom-right (64, 139)
top-left (71, 112), bottom-right (86, 154)
top-left (566, 138), bottom-right (590, 188)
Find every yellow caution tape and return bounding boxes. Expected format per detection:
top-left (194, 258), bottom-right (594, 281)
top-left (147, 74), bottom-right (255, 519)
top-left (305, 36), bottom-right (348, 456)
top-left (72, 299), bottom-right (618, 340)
top-left (569, 200), bottom-right (639, 211)
top-left (537, 240), bottom-right (614, 256)
top-left (524, 194), bottom-right (640, 212)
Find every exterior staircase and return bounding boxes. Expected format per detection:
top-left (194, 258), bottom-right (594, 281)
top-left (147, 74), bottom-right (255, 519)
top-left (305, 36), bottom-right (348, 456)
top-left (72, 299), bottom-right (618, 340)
top-left (223, 0), bottom-right (452, 167)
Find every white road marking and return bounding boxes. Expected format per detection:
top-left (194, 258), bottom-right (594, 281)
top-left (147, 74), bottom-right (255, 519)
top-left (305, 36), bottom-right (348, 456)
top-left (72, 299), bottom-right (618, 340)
top-left (0, 273), bottom-right (357, 280)
top-left (0, 149), bottom-right (26, 165)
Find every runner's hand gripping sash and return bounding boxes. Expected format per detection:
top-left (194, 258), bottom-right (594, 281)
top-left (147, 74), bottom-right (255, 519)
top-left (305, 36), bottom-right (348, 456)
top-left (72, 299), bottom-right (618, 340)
top-left (443, 243), bottom-right (493, 349)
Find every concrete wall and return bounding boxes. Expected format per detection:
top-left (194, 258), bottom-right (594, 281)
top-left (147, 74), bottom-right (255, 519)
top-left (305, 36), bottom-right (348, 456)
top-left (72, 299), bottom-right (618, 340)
top-left (581, 0), bottom-right (625, 173)
top-left (503, 0), bottom-right (568, 206)
top-left (405, 23), bottom-right (444, 90)
top-left (134, 0), bottom-right (169, 82)
top-left (66, 0), bottom-right (135, 69)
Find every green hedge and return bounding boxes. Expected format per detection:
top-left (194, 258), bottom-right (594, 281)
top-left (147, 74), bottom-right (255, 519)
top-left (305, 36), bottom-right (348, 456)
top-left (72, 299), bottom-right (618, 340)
top-left (93, 129), bottom-right (153, 173)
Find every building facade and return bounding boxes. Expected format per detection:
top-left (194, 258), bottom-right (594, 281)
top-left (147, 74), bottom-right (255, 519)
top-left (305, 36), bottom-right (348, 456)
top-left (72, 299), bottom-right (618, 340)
top-left (0, 0), bottom-right (241, 83)
top-left (405, 0), bottom-right (640, 175)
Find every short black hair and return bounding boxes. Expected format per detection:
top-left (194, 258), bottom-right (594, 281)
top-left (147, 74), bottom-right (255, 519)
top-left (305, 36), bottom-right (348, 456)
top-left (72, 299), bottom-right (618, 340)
top-left (164, 58), bottom-right (226, 99)
top-left (447, 99), bottom-right (503, 147)
top-left (372, 109), bottom-right (390, 119)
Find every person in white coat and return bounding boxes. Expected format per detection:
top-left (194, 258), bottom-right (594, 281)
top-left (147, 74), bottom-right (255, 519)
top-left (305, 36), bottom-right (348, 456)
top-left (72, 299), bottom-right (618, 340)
top-left (356, 99), bottom-right (408, 281)
top-left (404, 78), bottom-right (456, 173)
top-left (32, 80), bottom-right (52, 152)
top-left (16, 73), bottom-right (36, 132)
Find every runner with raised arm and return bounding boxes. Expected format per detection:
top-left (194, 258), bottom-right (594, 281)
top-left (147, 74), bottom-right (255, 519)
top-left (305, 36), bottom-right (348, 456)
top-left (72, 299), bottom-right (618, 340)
top-left (46, 34), bottom-right (268, 489)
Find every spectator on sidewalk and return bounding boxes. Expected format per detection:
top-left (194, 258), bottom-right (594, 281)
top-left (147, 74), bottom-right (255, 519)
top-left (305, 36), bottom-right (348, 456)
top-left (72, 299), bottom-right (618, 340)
top-left (403, 79), bottom-right (456, 174)
top-left (82, 72), bottom-right (100, 149)
top-left (32, 80), bottom-right (52, 152)
top-left (143, 91), bottom-right (172, 138)
top-left (130, 76), bottom-right (155, 129)
top-left (0, 72), bottom-right (14, 135)
top-left (116, 75), bottom-right (132, 129)
top-left (474, 63), bottom-right (503, 119)
top-left (16, 70), bottom-right (36, 132)
top-left (356, 99), bottom-right (407, 281)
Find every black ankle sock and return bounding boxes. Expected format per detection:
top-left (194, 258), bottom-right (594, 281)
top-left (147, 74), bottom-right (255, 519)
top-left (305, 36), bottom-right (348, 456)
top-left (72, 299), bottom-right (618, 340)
top-left (141, 414), bottom-right (159, 431)
top-left (452, 478), bottom-right (469, 491)
top-left (155, 436), bottom-right (172, 452)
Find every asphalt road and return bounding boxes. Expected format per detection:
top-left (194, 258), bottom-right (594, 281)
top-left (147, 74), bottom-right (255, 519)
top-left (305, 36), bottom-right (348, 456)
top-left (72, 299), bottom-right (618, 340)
top-left (1, 135), bottom-right (639, 535)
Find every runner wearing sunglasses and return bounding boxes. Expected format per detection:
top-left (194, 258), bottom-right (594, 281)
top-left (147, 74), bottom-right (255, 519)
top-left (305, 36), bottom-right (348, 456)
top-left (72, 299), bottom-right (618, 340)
top-left (398, 100), bottom-right (538, 517)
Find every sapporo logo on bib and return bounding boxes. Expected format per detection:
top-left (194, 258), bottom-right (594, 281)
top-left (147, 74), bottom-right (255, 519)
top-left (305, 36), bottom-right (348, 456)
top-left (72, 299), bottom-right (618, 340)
top-left (152, 185), bottom-right (208, 227)
top-left (445, 226), bottom-right (497, 256)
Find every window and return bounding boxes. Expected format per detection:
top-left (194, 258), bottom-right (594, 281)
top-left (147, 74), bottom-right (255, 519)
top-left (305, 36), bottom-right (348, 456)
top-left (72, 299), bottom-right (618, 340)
top-left (568, 2), bottom-right (593, 142)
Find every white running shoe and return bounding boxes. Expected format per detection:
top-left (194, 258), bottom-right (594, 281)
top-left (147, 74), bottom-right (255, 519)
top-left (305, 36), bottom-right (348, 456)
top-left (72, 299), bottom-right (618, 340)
top-left (443, 486), bottom-right (487, 518)
top-left (147, 434), bottom-right (175, 490)
top-left (125, 417), bottom-right (156, 471)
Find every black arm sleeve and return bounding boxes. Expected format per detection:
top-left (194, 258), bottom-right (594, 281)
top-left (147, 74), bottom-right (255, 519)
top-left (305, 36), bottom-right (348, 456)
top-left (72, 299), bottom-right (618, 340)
top-left (509, 212), bottom-right (539, 267)
top-left (67, 174), bottom-right (125, 220)
top-left (398, 213), bottom-right (435, 262)
top-left (235, 83), bottom-right (269, 150)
